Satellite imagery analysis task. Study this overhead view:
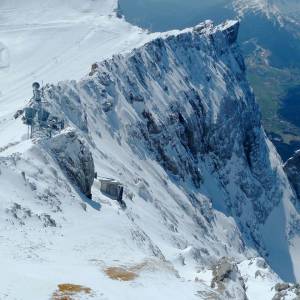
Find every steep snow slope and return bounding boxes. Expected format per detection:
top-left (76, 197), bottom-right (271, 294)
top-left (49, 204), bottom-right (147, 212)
top-left (0, 0), bottom-right (151, 117)
top-left (43, 19), bottom-right (300, 282)
top-left (1, 17), bottom-right (300, 299)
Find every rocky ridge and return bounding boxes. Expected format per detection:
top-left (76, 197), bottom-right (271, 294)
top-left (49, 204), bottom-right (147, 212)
top-left (1, 19), bottom-right (300, 299)
top-left (36, 19), bottom-right (300, 281)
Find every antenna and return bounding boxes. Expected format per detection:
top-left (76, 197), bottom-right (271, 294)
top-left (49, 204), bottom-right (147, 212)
top-left (41, 80), bottom-right (45, 99)
top-left (23, 81), bottom-right (61, 140)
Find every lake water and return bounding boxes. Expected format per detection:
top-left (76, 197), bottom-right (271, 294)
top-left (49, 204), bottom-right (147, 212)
top-left (118, 0), bottom-right (234, 32)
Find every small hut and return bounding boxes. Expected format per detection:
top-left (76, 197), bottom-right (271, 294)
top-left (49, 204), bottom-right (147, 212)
top-left (99, 178), bottom-right (124, 202)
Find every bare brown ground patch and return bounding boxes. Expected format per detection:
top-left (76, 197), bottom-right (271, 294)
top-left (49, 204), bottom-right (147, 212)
top-left (51, 283), bottom-right (92, 300)
top-left (103, 259), bottom-right (179, 281)
top-left (104, 267), bottom-right (138, 281)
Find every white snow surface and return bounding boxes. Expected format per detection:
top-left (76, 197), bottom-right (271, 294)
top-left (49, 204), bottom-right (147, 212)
top-left (0, 1), bottom-right (300, 300)
top-left (0, 0), bottom-right (152, 117)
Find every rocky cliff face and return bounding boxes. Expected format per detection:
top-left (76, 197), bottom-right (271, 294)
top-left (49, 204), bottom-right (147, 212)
top-left (46, 128), bottom-right (95, 198)
top-left (37, 20), bottom-right (300, 282)
top-left (210, 257), bottom-right (248, 299)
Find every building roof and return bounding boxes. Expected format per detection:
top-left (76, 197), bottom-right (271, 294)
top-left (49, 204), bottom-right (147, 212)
top-left (98, 177), bottom-right (122, 186)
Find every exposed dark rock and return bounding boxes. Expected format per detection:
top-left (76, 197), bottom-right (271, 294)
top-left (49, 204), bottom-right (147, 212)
top-left (275, 283), bottom-right (290, 292)
top-left (211, 257), bottom-right (248, 300)
top-left (256, 257), bottom-right (268, 269)
top-left (272, 282), bottom-right (300, 300)
top-left (47, 128), bottom-right (95, 198)
top-left (221, 20), bottom-right (240, 45)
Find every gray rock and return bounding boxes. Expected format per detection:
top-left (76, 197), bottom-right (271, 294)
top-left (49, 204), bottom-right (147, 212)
top-left (256, 257), bottom-right (268, 269)
top-left (211, 257), bottom-right (237, 286)
top-left (272, 291), bottom-right (286, 300)
top-left (255, 270), bottom-right (263, 278)
top-left (271, 285), bottom-right (300, 300)
top-left (38, 20), bottom-right (298, 279)
top-left (275, 282), bottom-right (290, 292)
top-left (47, 128), bottom-right (95, 198)
top-left (211, 257), bottom-right (248, 300)
top-left (219, 20), bottom-right (240, 45)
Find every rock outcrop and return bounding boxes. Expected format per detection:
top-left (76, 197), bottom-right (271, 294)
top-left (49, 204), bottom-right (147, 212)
top-left (272, 282), bottom-right (300, 300)
top-left (211, 257), bottom-right (248, 300)
top-left (36, 20), bottom-right (300, 282)
top-left (47, 128), bottom-right (95, 198)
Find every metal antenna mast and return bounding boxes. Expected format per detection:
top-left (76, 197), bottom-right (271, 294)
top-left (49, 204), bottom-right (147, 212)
top-left (22, 82), bottom-right (63, 140)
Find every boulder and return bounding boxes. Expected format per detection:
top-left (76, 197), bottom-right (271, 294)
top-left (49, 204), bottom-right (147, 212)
top-left (256, 257), bottom-right (267, 269)
top-left (211, 257), bottom-right (248, 300)
top-left (275, 283), bottom-right (290, 292)
top-left (47, 128), bottom-right (95, 198)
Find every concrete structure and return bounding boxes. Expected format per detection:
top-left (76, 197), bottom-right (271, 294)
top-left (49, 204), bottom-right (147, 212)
top-left (99, 178), bottom-right (124, 202)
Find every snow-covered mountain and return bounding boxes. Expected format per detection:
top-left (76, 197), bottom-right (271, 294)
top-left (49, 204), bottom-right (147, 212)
top-left (118, 0), bottom-right (300, 161)
top-left (0, 0), bottom-right (152, 117)
top-left (234, 0), bottom-right (300, 25)
top-left (1, 1), bottom-right (300, 300)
